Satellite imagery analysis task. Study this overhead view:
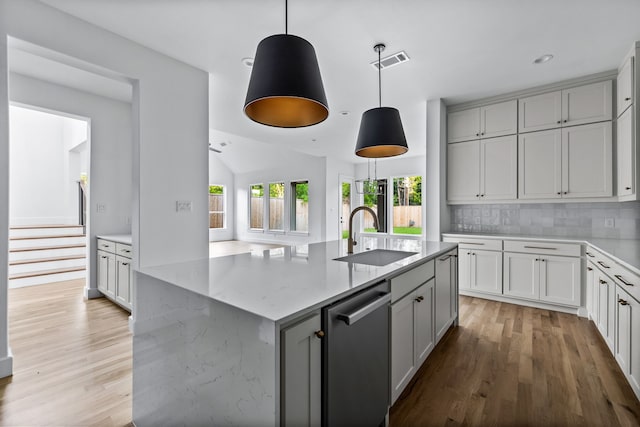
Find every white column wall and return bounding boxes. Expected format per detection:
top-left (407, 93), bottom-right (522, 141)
top-left (426, 99), bottom-right (450, 241)
top-left (0, 0), bottom-right (209, 378)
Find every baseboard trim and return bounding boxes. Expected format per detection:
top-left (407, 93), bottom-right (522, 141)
top-left (0, 351), bottom-right (14, 379)
top-left (459, 290), bottom-right (583, 316)
top-left (85, 287), bottom-right (103, 299)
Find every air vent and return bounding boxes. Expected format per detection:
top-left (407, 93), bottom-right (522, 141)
top-left (370, 50), bottom-right (410, 70)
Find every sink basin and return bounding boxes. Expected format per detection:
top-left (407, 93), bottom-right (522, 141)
top-left (333, 249), bottom-right (418, 266)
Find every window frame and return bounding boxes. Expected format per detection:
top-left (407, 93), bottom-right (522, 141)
top-left (267, 181), bottom-right (286, 233)
top-left (290, 179), bottom-right (310, 235)
top-left (249, 183), bottom-right (265, 232)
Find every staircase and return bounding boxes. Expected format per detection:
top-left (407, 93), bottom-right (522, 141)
top-left (9, 225), bottom-right (87, 288)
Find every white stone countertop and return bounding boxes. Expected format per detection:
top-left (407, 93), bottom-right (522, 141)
top-left (97, 234), bottom-right (132, 245)
top-left (442, 232), bottom-right (640, 276)
top-left (138, 237), bottom-right (457, 324)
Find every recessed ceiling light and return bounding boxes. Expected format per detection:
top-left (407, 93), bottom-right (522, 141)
top-left (533, 54), bottom-right (554, 64)
top-left (340, 111), bottom-right (350, 116)
top-left (241, 57), bottom-right (254, 67)
top-left (311, 138), bottom-right (317, 142)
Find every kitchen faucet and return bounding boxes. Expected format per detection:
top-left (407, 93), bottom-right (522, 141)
top-left (347, 206), bottom-right (379, 254)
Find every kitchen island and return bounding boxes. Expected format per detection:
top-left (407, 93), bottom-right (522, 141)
top-left (132, 237), bottom-right (457, 426)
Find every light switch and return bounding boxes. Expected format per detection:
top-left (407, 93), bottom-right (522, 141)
top-left (176, 201), bottom-right (192, 212)
top-left (96, 203), bottom-right (106, 213)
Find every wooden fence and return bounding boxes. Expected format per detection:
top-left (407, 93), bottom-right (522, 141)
top-left (250, 197), bottom-right (309, 231)
top-left (209, 194), bottom-right (224, 228)
top-left (352, 204), bottom-right (422, 229)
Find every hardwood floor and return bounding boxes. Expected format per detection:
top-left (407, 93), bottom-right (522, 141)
top-left (390, 295), bottom-right (640, 427)
top-left (1, 282), bottom-right (638, 426)
top-left (0, 279), bottom-right (132, 426)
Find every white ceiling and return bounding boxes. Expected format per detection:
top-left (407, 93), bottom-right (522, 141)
top-left (38, 0), bottom-right (640, 164)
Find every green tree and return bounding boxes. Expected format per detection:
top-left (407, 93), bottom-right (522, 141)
top-left (269, 183), bottom-right (285, 198)
top-left (295, 182), bottom-right (309, 203)
top-left (209, 185), bottom-right (224, 194)
top-left (341, 182), bottom-right (350, 203)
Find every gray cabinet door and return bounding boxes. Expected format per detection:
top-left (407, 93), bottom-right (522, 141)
top-left (281, 313), bottom-right (321, 427)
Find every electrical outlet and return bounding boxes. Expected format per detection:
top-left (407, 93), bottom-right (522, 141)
top-left (96, 203), bottom-right (106, 213)
top-left (176, 201), bottom-right (192, 212)
top-left (604, 217), bottom-right (615, 228)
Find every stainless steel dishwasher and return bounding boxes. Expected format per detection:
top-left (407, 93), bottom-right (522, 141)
top-left (322, 281), bottom-right (390, 427)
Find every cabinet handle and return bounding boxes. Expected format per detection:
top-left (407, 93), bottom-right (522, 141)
top-left (123, 249), bottom-right (131, 253)
top-left (460, 242), bottom-right (485, 245)
top-left (619, 299), bottom-right (629, 306)
top-left (481, 132), bottom-right (485, 136)
top-left (597, 261), bottom-right (610, 269)
top-left (476, 194), bottom-right (480, 197)
top-left (599, 279), bottom-right (607, 285)
top-left (415, 296), bottom-right (423, 303)
top-left (315, 330), bottom-right (325, 339)
top-left (625, 97), bottom-right (632, 101)
top-left (615, 274), bottom-right (634, 287)
top-left (476, 133), bottom-right (480, 137)
top-left (101, 256), bottom-right (107, 259)
top-left (563, 120), bottom-right (567, 123)
top-left (563, 192), bottom-right (568, 195)
top-left (626, 186), bottom-right (632, 190)
top-left (586, 252), bottom-right (595, 257)
top-left (557, 120), bottom-right (561, 124)
top-left (524, 245), bottom-right (557, 250)
top-left (480, 194), bottom-right (485, 197)
top-left (587, 267), bottom-right (593, 271)
top-left (122, 262), bottom-right (129, 266)
top-left (439, 255), bottom-right (452, 261)
top-left (557, 192), bottom-right (561, 195)
top-left (467, 252), bottom-right (471, 255)
top-left (472, 253), bottom-right (476, 256)
top-left (535, 258), bottom-right (540, 261)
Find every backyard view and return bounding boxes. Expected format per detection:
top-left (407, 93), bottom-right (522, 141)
top-left (342, 176), bottom-right (422, 238)
top-left (249, 181), bottom-right (309, 232)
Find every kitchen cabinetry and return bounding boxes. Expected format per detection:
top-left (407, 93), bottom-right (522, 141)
top-left (503, 240), bottom-right (581, 307)
top-left (447, 100), bottom-right (517, 143)
top-left (518, 81), bottom-right (612, 133)
top-left (447, 135), bottom-right (517, 202)
top-left (617, 43), bottom-right (640, 201)
top-left (281, 312), bottom-right (321, 427)
top-left (596, 272), bottom-right (616, 350)
top-left (456, 238), bottom-right (502, 295)
top-left (618, 56), bottom-right (634, 116)
top-left (435, 249), bottom-right (458, 343)
top-left (617, 107), bottom-right (635, 197)
top-left (615, 285), bottom-right (640, 396)
top-left (518, 122), bottom-right (612, 199)
top-left (97, 237), bottom-right (133, 311)
top-left (586, 263), bottom-right (595, 319)
top-left (390, 260), bottom-right (436, 404)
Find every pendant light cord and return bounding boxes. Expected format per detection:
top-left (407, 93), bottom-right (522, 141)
top-left (285, 0), bottom-right (288, 34)
top-left (378, 47), bottom-right (382, 107)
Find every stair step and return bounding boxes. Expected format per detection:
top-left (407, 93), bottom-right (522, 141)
top-left (9, 265), bottom-right (86, 280)
top-left (9, 225), bottom-right (85, 239)
top-left (9, 269), bottom-right (86, 289)
top-left (10, 224), bottom-right (84, 229)
top-left (9, 255), bottom-right (86, 266)
top-left (10, 233), bottom-right (85, 241)
top-left (10, 243), bottom-right (86, 253)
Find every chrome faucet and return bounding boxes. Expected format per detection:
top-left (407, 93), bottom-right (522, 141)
top-left (347, 206), bottom-right (379, 254)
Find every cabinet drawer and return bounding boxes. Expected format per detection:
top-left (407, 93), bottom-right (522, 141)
top-left (116, 243), bottom-right (133, 258)
top-left (443, 236), bottom-right (502, 251)
top-left (503, 240), bottom-right (581, 257)
top-left (391, 260), bottom-right (434, 303)
top-left (97, 239), bottom-right (115, 253)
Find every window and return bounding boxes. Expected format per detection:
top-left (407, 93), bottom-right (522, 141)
top-left (269, 182), bottom-right (285, 231)
top-left (209, 185), bottom-right (225, 229)
top-left (362, 179), bottom-right (387, 233)
top-left (250, 184), bottom-right (264, 229)
top-left (393, 176), bottom-right (422, 235)
top-left (290, 181), bottom-right (309, 233)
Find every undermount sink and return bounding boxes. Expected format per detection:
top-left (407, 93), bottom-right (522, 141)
top-left (333, 249), bottom-right (418, 266)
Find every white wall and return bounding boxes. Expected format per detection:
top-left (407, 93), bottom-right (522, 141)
top-left (9, 105), bottom-right (87, 225)
top-left (9, 73), bottom-right (133, 293)
top-left (208, 152), bottom-right (234, 241)
top-left (1, 0), bottom-right (209, 381)
top-left (426, 99), bottom-right (450, 241)
top-left (235, 148), bottom-right (327, 245)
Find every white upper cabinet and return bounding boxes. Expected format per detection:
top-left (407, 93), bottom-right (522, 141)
top-left (518, 91), bottom-right (562, 133)
top-left (618, 56), bottom-right (634, 117)
top-left (447, 140), bottom-right (480, 201)
top-left (448, 108), bottom-right (481, 143)
top-left (617, 106), bottom-right (635, 197)
top-left (563, 122), bottom-right (612, 198)
top-left (519, 81), bottom-right (612, 133)
top-left (448, 100), bottom-right (517, 143)
top-left (518, 129), bottom-right (562, 199)
top-left (562, 81), bottom-right (612, 127)
top-left (480, 100), bottom-right (518, 139)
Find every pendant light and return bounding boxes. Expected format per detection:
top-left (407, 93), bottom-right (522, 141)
top-left (355, 43), bottom-right (408, 158)
top-left (244, 0), bottom-right (329, 128)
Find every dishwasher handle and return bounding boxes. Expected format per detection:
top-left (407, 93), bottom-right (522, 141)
top-left (337, 293), bottom-right (391, 326)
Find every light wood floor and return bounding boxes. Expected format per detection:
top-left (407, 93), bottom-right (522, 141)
top-left (390, 295), bottom-right (640, 426)
top-left (2, 283), bottom-right (639, 426)
top-left (0, 279), bottom-right (132, 426)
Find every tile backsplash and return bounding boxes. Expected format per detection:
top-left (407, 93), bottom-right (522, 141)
top-left (449, 202), bottom-right (640, 239)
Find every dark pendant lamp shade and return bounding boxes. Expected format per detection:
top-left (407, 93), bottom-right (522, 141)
top-left (355, 107), bottom-right (408, 158)
top-left (244, 34), bottom-right (329, 128)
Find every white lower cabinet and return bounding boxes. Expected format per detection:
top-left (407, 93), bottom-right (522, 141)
top-left (97, 238), bottom-right (133, 311)
top-left (459, 249), bottom-right (502, 295)
top-left (435, 250), bottom-right (458, 342)
top-left (97, 249), bottom-right (116, 299)
top-left (391, 279), bottom-right (434, 404)
top-left (281, 312), bottom-right (321, 427)
top-left (586, 264), bottom-right (595, 319)
top-left (596, 272), bottom-right (616, 351)
top-left (615, 286), bottom-right (640, 396)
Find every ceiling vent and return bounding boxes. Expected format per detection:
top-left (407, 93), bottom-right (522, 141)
top-left (370, 50), bottom-right (410, 70)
